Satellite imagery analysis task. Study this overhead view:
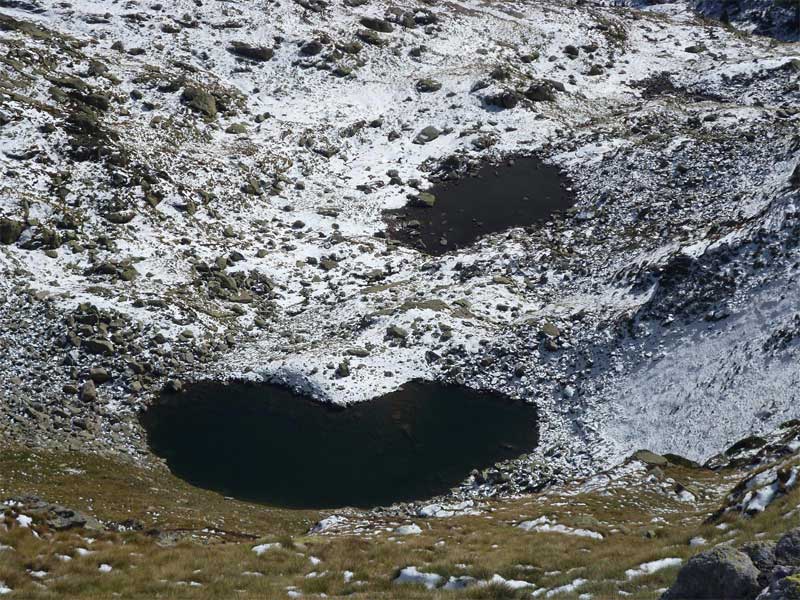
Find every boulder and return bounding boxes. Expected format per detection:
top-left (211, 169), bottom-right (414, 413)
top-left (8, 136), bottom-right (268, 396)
top-left (663, 453), bottom-right (702, 469)
top-left (776, 529), bottom-right (800, 566)
top-left (661, 546), bottom-right (761, 600)
top-left (757, 567), bottom-right (800, 600)
top-left (226, 123), bottom-right (248, 135)
top-left (79, 380), bottom-right (97, 402)
top-left (742, 541), bottom-right (776, 586)
top-left (84, 338), bottom-right (115, 355)
top-left (181, 86), bottom-right (217, 118)
top-left (413, 126), bottom-right (440, 144)
top-left (0, 218), bottom-right (24, 244)
top-left (411, 192), bottom-right (436, 208)
top-left (524, 83), bottom-right (556, 102)
top-left (47, 506), bottom-right (103, 531)
top-left (89, 367), bottom-right (111, 384)
top-left (359, 17), bottom-right (393, 33)
top-left (228, 41), bottom-right (274, 61)
top-left (633, 449), bottom-right (669, 467)
top-left (386, 325), bottom-right (408, 340)
top-left (487, 90), bottom-right (520, 109)
top-left (300, 39), bottom-right (324, 56)
top-left (356, 29), bottom-right (386, 46)
top-left (162, 379), bottom-right (183, 394)
top-left (415, 78), bottom-right (441, 93)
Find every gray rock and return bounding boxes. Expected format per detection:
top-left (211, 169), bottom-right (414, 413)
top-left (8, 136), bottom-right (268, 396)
top-left (181, 86), bottom-right (217, 118)
top-left (415, 78), bottom-right (441, 93)
top-left (335, 361), bottom-right (350, 377)
top-left (524, 83), bottom-right (556, 102)
top-left (633, 449), bottom-right (669, 466)
top-left (163, 379), bottom-right (183, 394)
top-left (89, 367), bottom-right (111, 384)
top-left (79, 379), bottom-right (97, 402)
top-left (300, 39), bottom-right (324, 56)
top-left (756, 568), bottom-right (800, 600)
top-left (411, 192), bottom-right (436, 208)
top-left (0, 218), bottom-right (25, 244)
top-left (356, 29), bottom-right (387, 46)
top-left (776, 529), bottom-right (800, 566)
top-left (661, 546), bottom-right (762, 600)
top-left (742, 541), bottom-right (776, 586)
top-left (47, 506), bottom-right (104, 531)
top-left (386, 325), bottom-right (408, 340)
top-left (84, 338), bottom-right (115, 355)
top-left (228, 41), bottom-right (274, 61)
top-left (226, 123), bottom-right (248, 135)
top-left (359, 17), bottom-right (393, 33)
top-left (743, 541), bottom-right (777, 572)
top-left (414, 126), bottom-right (440, 144)
top-left (487, 90), bottom-right (520, 109)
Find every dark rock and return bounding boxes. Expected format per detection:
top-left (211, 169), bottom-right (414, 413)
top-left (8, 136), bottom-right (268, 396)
top-left (524, 83), bottom-right (556, 102)
top-left (47, 506), bottom-right (103, 531)
top-left (360, 17), bottom-right (394, 33)
top-left (181, 86), bottom-right (217, 118)
top-left (335, 361), bottom-right (350, 377)
top-left (386, 325), bottom-right (408, 340)
top-left (663, 453), bottom-right (702, 469)
top-left (756, 571), bottom-right (800, 600)
top-left (415, 78), bottom-right (441, 93)
top-left (413, 126), bottom-right (440, 144)
top-left (300, 39), bottom-right (324, 56)
top-left (84, 338), bottom-right (115, 355)
top-left (228, 41), bottom-right (274, 61)
top-left (163, 379), bottom-right (183, 394)
top-left (356, 29), bottom-right (387, 46)
top-left (411, 192), bottom-right (436, 208)
top-left (0, 218), bottom-right (24, 244)
top-left (79, 379), bottom-right (97, 402)
top-left (89, 366), bottom-right (111, 383)
top-left (632, 449), bottom-right (669, 466)
top-left (776, 529), bottom-right (800, 566)
top-left (487, 90), bottom-right (520, 109)
top-left (661, 546), bottom-right (761, 600)
top-left (741, 541), bottom-right (776, 586)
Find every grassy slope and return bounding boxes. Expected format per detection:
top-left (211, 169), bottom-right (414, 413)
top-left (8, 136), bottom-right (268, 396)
top-left (2, 446), bottom-right (799, 599)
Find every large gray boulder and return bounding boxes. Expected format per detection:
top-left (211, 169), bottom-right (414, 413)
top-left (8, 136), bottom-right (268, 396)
top-left (755, 566), bottom-right (800, 600)
top-left (776, 529), bottom-right (800, 566)
top-left (0, 218), bottom-right (24, 244)
top-left (413, 126), bottom-right (440, 144)
top-left (661, 546), bottom-right (762, 600)
top-left (742, 541), bottom-right (777, 586)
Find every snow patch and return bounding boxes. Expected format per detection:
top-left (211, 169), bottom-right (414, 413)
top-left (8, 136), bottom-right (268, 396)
top-left (518, 516), bottom-right (603, 539)
top-left (625, 558), bottom-right (682, 579)
top-left (393, 567), bottom-right (443, 589)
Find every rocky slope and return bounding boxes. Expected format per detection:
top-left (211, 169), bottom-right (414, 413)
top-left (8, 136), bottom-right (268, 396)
top-left (0, 0), bottom-right (799, 529)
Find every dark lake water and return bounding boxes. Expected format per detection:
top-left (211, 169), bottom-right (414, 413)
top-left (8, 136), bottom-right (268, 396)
top-left (140, 380), bottom-right (538, 509)
top-left (384, 157), bottom-right (573, 255)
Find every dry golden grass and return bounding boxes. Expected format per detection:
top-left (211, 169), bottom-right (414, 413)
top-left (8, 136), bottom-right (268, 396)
top-left (1, 445), bottom-right (799, 599)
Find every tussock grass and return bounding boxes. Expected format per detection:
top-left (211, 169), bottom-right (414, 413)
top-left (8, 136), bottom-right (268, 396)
top-left (1, 445), bottom-right (798, 599)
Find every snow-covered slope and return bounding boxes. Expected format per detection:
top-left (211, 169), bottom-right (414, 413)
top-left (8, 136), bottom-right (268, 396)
top-left (0, 0), bottom-right (798, 489)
